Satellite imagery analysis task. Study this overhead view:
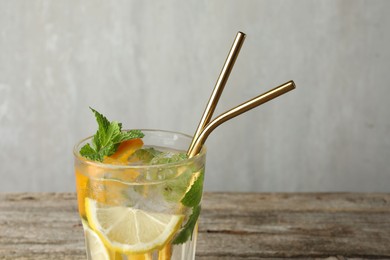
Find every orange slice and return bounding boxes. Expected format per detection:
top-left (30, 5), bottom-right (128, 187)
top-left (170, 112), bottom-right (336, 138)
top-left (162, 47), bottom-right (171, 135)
top-left (104, 138), bottom-right (144, 165)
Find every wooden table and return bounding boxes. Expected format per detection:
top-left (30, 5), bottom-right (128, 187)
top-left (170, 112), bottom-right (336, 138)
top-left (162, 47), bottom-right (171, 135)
top-left (0, 193), bottom-right (389, 259)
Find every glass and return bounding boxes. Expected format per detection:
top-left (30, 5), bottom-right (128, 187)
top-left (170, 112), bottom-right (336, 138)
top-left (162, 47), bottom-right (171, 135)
top-left (74, 130), bottom-right (206, 260)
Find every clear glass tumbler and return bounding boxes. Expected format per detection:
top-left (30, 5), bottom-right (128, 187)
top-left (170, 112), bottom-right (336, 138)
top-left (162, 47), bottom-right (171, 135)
top-left (74, 130), bottom-right (206, 260)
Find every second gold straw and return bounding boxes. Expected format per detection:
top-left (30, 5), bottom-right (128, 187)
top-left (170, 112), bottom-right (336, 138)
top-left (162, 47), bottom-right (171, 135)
top-left (187, 80), bottom-right (296, 158)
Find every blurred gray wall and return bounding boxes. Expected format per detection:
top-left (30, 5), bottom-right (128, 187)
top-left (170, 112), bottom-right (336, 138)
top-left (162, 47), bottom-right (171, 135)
top-left (1, 0), bottom-right (389, 192)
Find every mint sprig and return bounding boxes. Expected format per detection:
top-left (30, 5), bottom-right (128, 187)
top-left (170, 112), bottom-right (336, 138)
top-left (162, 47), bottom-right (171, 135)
top-left (172, 170), bottom-right (204, 244)
top-left (79, 107), bottom-right (144, 162)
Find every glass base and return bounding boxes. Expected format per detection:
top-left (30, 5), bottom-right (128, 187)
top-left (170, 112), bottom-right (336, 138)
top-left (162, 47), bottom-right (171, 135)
top-left (83, 223), bottom-right (198, 260)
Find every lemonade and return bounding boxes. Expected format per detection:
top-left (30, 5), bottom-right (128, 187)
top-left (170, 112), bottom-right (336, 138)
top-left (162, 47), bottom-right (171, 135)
top-left (74, 126), bottom-right (206, 260)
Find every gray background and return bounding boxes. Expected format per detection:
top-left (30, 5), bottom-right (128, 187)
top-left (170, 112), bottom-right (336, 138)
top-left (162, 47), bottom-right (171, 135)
top-left (1, 0), bottom-right (389, 192)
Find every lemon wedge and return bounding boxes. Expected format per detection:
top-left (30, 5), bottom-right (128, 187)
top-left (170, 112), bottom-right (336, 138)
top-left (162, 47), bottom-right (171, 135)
top-left (85, 198), bottom-right (184, 254)
top-left (84, 224), bottom-right (110, 260)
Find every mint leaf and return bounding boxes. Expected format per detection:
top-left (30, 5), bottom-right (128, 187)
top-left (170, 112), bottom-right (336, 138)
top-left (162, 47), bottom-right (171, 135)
top-left (128, 148), bottom-right (163, 163)
top-left (162, 169), bottom-right (193, 202)
top-left (79, 143), bottom-right (102, 161)
top-left (79, 108), bottom-right (144, 162)
top-left (172, 205), bottom-right (201, 244)
top-left (117, 130), bottom-right (144, 143)
top-left (90, 107), bottom-right (110, 151)
top-left (152, 153), bottom-right (191, 199)
top-left (172, 170), bottom-right (204, 244)
top-left (181, 170), bottom-right (204, 207)
top-left (150, 153), bottom-right (188, 165)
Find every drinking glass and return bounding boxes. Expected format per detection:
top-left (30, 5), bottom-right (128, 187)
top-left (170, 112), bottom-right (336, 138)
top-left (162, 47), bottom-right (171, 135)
top-left (74, 130), bottom-right (206, 260)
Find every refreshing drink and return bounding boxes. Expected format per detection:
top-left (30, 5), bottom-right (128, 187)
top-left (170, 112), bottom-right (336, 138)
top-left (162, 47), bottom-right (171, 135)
top-left (74, 111), bottom-right (206, 260)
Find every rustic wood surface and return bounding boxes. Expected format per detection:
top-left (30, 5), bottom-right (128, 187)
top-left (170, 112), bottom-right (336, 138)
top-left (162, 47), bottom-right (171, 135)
top-left (0, 192), bottom-right (389, 260)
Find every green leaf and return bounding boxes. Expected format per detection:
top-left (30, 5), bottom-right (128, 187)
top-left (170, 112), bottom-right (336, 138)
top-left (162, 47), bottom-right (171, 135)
top-left (105, 121), bottom-right (122, 146)
top-left (117, 129), bottom-right (145, 143)
top-left (128, 148), bottom-right (162, 163)
top-left (172, 205), bottom-right (201, 244)
top-left (79, 108), bottom-right (144, 162)
top-left (90, 107), bottom-right (110, 150)
top-left (150, 152), bottom-right (188, 165)
top-left (181, 170), bottom-right (204, 207)
top-left (79, 143), bottom-right (102, 161)
top-left (162, 169), bottom-right (193, 202)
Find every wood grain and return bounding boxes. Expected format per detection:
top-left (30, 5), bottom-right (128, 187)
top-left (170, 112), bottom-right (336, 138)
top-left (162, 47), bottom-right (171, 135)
top-left (0, 193), bottom-right (389, 259)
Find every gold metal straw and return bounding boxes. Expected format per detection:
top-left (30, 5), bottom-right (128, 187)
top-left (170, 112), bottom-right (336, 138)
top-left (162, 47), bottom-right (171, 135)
top-left (187, 80), bottom-right (296, 158)
top-left (187, 31), bottom-right (246, 153)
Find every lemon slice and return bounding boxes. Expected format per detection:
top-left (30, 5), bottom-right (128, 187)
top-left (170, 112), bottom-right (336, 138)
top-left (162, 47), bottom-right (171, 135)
top-left (85, 198), bottom-right (184, 254)
top-left (84, 224), bottom-right (110, 260)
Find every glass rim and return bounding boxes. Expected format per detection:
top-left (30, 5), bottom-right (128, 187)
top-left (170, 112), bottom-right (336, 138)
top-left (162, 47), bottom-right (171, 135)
top-left (73, 129), bottom-right (206, 169)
